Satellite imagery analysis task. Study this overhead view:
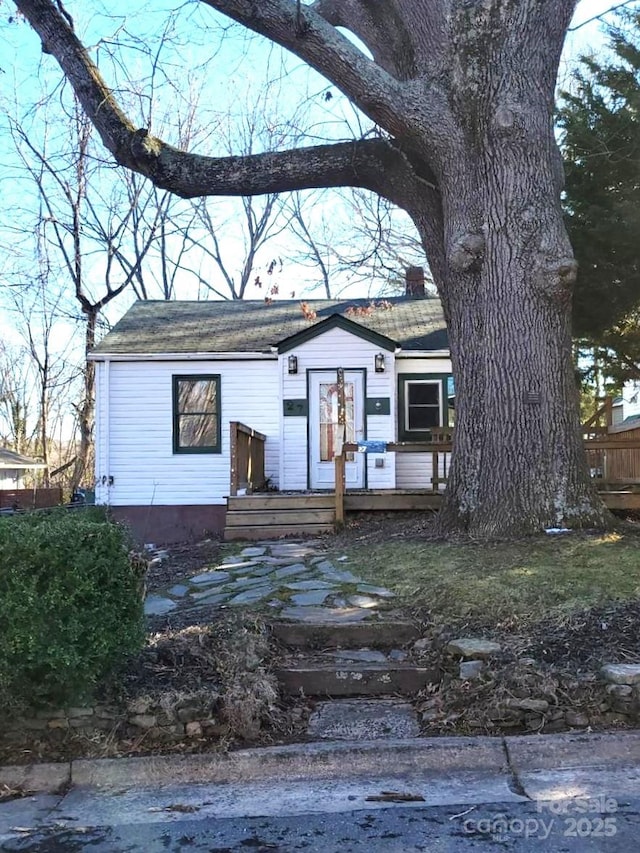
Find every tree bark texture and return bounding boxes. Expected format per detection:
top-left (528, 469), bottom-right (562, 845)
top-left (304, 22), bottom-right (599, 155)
top-left (13, 0), bottom-right (611, 537)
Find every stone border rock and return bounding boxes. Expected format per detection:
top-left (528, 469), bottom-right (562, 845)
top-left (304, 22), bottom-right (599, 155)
top-left (3, 690), bottom-right (225, 749)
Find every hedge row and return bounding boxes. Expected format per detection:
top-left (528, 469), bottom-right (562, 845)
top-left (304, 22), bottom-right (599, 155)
top-left (0, 509), bottom-right (144, 713)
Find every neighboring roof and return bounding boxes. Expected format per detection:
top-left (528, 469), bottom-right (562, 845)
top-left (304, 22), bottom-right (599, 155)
top-left (0, 448), bottom-right (47, 470)
top-left (608, 414), bottom-right (640, 434)
top-left (91, 298), bottom-right (448, 356)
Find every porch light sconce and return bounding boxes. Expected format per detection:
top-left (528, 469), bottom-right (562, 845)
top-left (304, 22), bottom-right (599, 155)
top-left (288, 355), bottom-right (298, 374)
top-left (375, 352), bottom-right (385, 373)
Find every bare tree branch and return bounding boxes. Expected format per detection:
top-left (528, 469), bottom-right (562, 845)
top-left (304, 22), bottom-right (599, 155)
top-left (200, 0), bottom-right (408, 126)
top-left (569, 1), bottom-right (637, 31)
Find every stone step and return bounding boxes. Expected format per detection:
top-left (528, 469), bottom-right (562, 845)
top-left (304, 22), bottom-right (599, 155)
top-left (275, 662), bottom-right (439, 697)
top-left (307, 699), bottom-right (420, 740)
top-left (270, 620), bottom-right (421, 650)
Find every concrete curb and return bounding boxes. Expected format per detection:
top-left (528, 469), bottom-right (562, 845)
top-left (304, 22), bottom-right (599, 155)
top-left (0, 761), bottom-right (70, 793)
top-left (505, 731), bottom-right (640, 771)
top-left (71, 737), bottom-right (506, 789)
top-left (3, 732), bottom-right (640, 795)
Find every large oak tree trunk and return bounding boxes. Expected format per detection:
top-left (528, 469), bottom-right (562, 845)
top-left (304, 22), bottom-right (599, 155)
top-left (419, 23), bottom-right (609, 536)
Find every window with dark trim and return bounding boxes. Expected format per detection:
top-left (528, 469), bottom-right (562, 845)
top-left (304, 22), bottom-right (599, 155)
top-left (397, 374), bottom-right (451, 440)
top-left (172, 375), bottom-right (221, 454)
top-left (406, 381), bottom-right (441, 430)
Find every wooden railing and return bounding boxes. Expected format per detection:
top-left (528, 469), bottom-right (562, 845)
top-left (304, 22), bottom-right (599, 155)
top-left (334, 429), bottom-right (640, 522)
top-left (336, 438), bottom-right (453, 523)
top-left (584, 436), bottom-right (640, 486)
top-left (229, 422), bottom-right (267, 497)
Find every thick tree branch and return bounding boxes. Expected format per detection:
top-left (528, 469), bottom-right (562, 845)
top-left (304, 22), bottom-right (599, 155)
top-left (203, 0), bottom-right (455, 152)
top-left (311, 0), bottom-right (418, 80)
top-left (13, 0), bottom-right (432, 202)
top-left (200, 0), bottom-right (410, 133)
top-left (122, 135), bottom-right (428, 201)
top-left (14, 0), bottom-right (137, 165)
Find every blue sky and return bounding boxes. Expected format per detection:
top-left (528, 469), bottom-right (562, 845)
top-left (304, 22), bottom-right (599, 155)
top-left (0, 0), bottom-right (632, 443)
top-left (0, 1), bottom-right (632, 337)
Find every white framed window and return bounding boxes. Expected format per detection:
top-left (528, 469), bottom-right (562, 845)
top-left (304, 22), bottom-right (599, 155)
top-left (398, 374), bottom-right (451, 440)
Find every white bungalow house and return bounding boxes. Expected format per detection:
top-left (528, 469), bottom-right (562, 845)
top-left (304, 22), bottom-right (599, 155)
top-left (90, 269), bottom-right (452, 543)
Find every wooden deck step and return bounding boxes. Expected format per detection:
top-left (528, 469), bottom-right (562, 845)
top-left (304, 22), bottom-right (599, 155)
top-left (601, 492), bottom-right (640, 509)
top-left (225, 508), bottom-right (335, 527)
top-left (344, 492), bottom-right (443, 511)
top-left (224, 523), bottom-right (334, 541)
top-left (270, 620), bottom-right (421, 650)
top-left (224, 493), bottom-right (337, 540)
top-left (275, 662), bottom-right (439, 697)
top-left (227, 494), bottom-right (335, 511)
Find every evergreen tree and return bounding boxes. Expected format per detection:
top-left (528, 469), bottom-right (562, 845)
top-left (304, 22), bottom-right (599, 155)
top-left (560, 10), bottom-right (640, 382)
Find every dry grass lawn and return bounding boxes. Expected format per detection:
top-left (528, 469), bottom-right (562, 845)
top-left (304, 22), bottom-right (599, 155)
top-left (333, 529), bottom-right (640, 626)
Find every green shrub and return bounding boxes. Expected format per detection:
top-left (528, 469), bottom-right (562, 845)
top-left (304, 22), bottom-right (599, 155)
top-left (0, 509), bottom-right (145, 713)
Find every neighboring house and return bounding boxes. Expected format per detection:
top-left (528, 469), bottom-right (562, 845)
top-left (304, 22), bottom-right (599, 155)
top-left (594, 383), bottom-right (640, 484)
top-left (614, 380), bottom-right (640, 426)
top-left (90, 269), bottom-right (452, 543)
top-left (0, 448), bottom-right (48, 489)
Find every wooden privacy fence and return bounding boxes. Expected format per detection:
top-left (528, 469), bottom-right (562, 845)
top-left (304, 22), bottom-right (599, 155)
top-left (0, 487), bottom-right (63, 510)
top-left (229, 422), bottom-right (266, 496)
top-left (584, 437), bottom-right (640, 486)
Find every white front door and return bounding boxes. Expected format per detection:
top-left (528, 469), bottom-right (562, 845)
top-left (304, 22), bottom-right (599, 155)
top-left (309, 370), bottom-right (365, 489)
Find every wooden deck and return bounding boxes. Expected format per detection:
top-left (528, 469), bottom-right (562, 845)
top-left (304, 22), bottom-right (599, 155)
top-left (224, 486), bottom-right (640, 540)
top-left (225, 405), bottom-right (640, 540)
top-left (224, 493), bottom-right (336, 540)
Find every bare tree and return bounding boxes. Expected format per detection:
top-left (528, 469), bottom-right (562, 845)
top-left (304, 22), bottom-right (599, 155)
top-left (9, 268), bottom-right (77, 483)
top-left (13, 0), bottom-right (616, 537)
top-left (0, 341), bottom-right (33, 454)
top-left (7, 103), bottom-right (181, 488)
top-left (286, 187), bottom-right (431, 298)
top-left (176, 78), bottom-right (317, 300)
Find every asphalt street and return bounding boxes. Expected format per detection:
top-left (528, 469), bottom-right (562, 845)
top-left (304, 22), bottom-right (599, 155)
top-left (4, 734), bottom-right (640, 852)
top-left (2, 797), bottom-right (640, 852)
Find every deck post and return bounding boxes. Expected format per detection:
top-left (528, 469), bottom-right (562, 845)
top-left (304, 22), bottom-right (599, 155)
top-left (432, 450), bottom-right (439, 493)
top-left (335, 368), bottom-right (346, 527)
top-left (229, 421), bottom-right (238, 496)
top-left (335, 454), bottom-right (345, 526)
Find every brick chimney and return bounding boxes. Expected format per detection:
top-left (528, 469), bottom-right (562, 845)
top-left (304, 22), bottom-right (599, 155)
top-left (405, 266), bottom-right (425, 298)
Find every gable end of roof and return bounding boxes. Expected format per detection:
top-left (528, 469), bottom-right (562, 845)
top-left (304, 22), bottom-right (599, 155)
top-left (278, 313), bottom-right (397, 354)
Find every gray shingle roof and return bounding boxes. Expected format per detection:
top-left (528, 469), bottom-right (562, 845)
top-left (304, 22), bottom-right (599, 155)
top-left (92, 298), bottom-right (448, 355)
top-left (0, 448), bottom-right (47, 469)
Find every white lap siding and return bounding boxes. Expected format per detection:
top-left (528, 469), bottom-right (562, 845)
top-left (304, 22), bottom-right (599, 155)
top-left (281, 326), bottom-right (395, 491)
top-left (96, 359), bottom-right (279, 507)
top-left (395, 355), bottom-right (452, 491)
top-left (394, 452), bottom-right (449, 491)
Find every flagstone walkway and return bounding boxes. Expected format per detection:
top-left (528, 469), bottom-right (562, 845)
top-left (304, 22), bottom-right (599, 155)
top-left (144, 541), bottom-right (395, 623)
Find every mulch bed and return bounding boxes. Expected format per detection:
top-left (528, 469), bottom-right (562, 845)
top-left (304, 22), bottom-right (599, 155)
top-left (146, 537), bottom-right (224, 591)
